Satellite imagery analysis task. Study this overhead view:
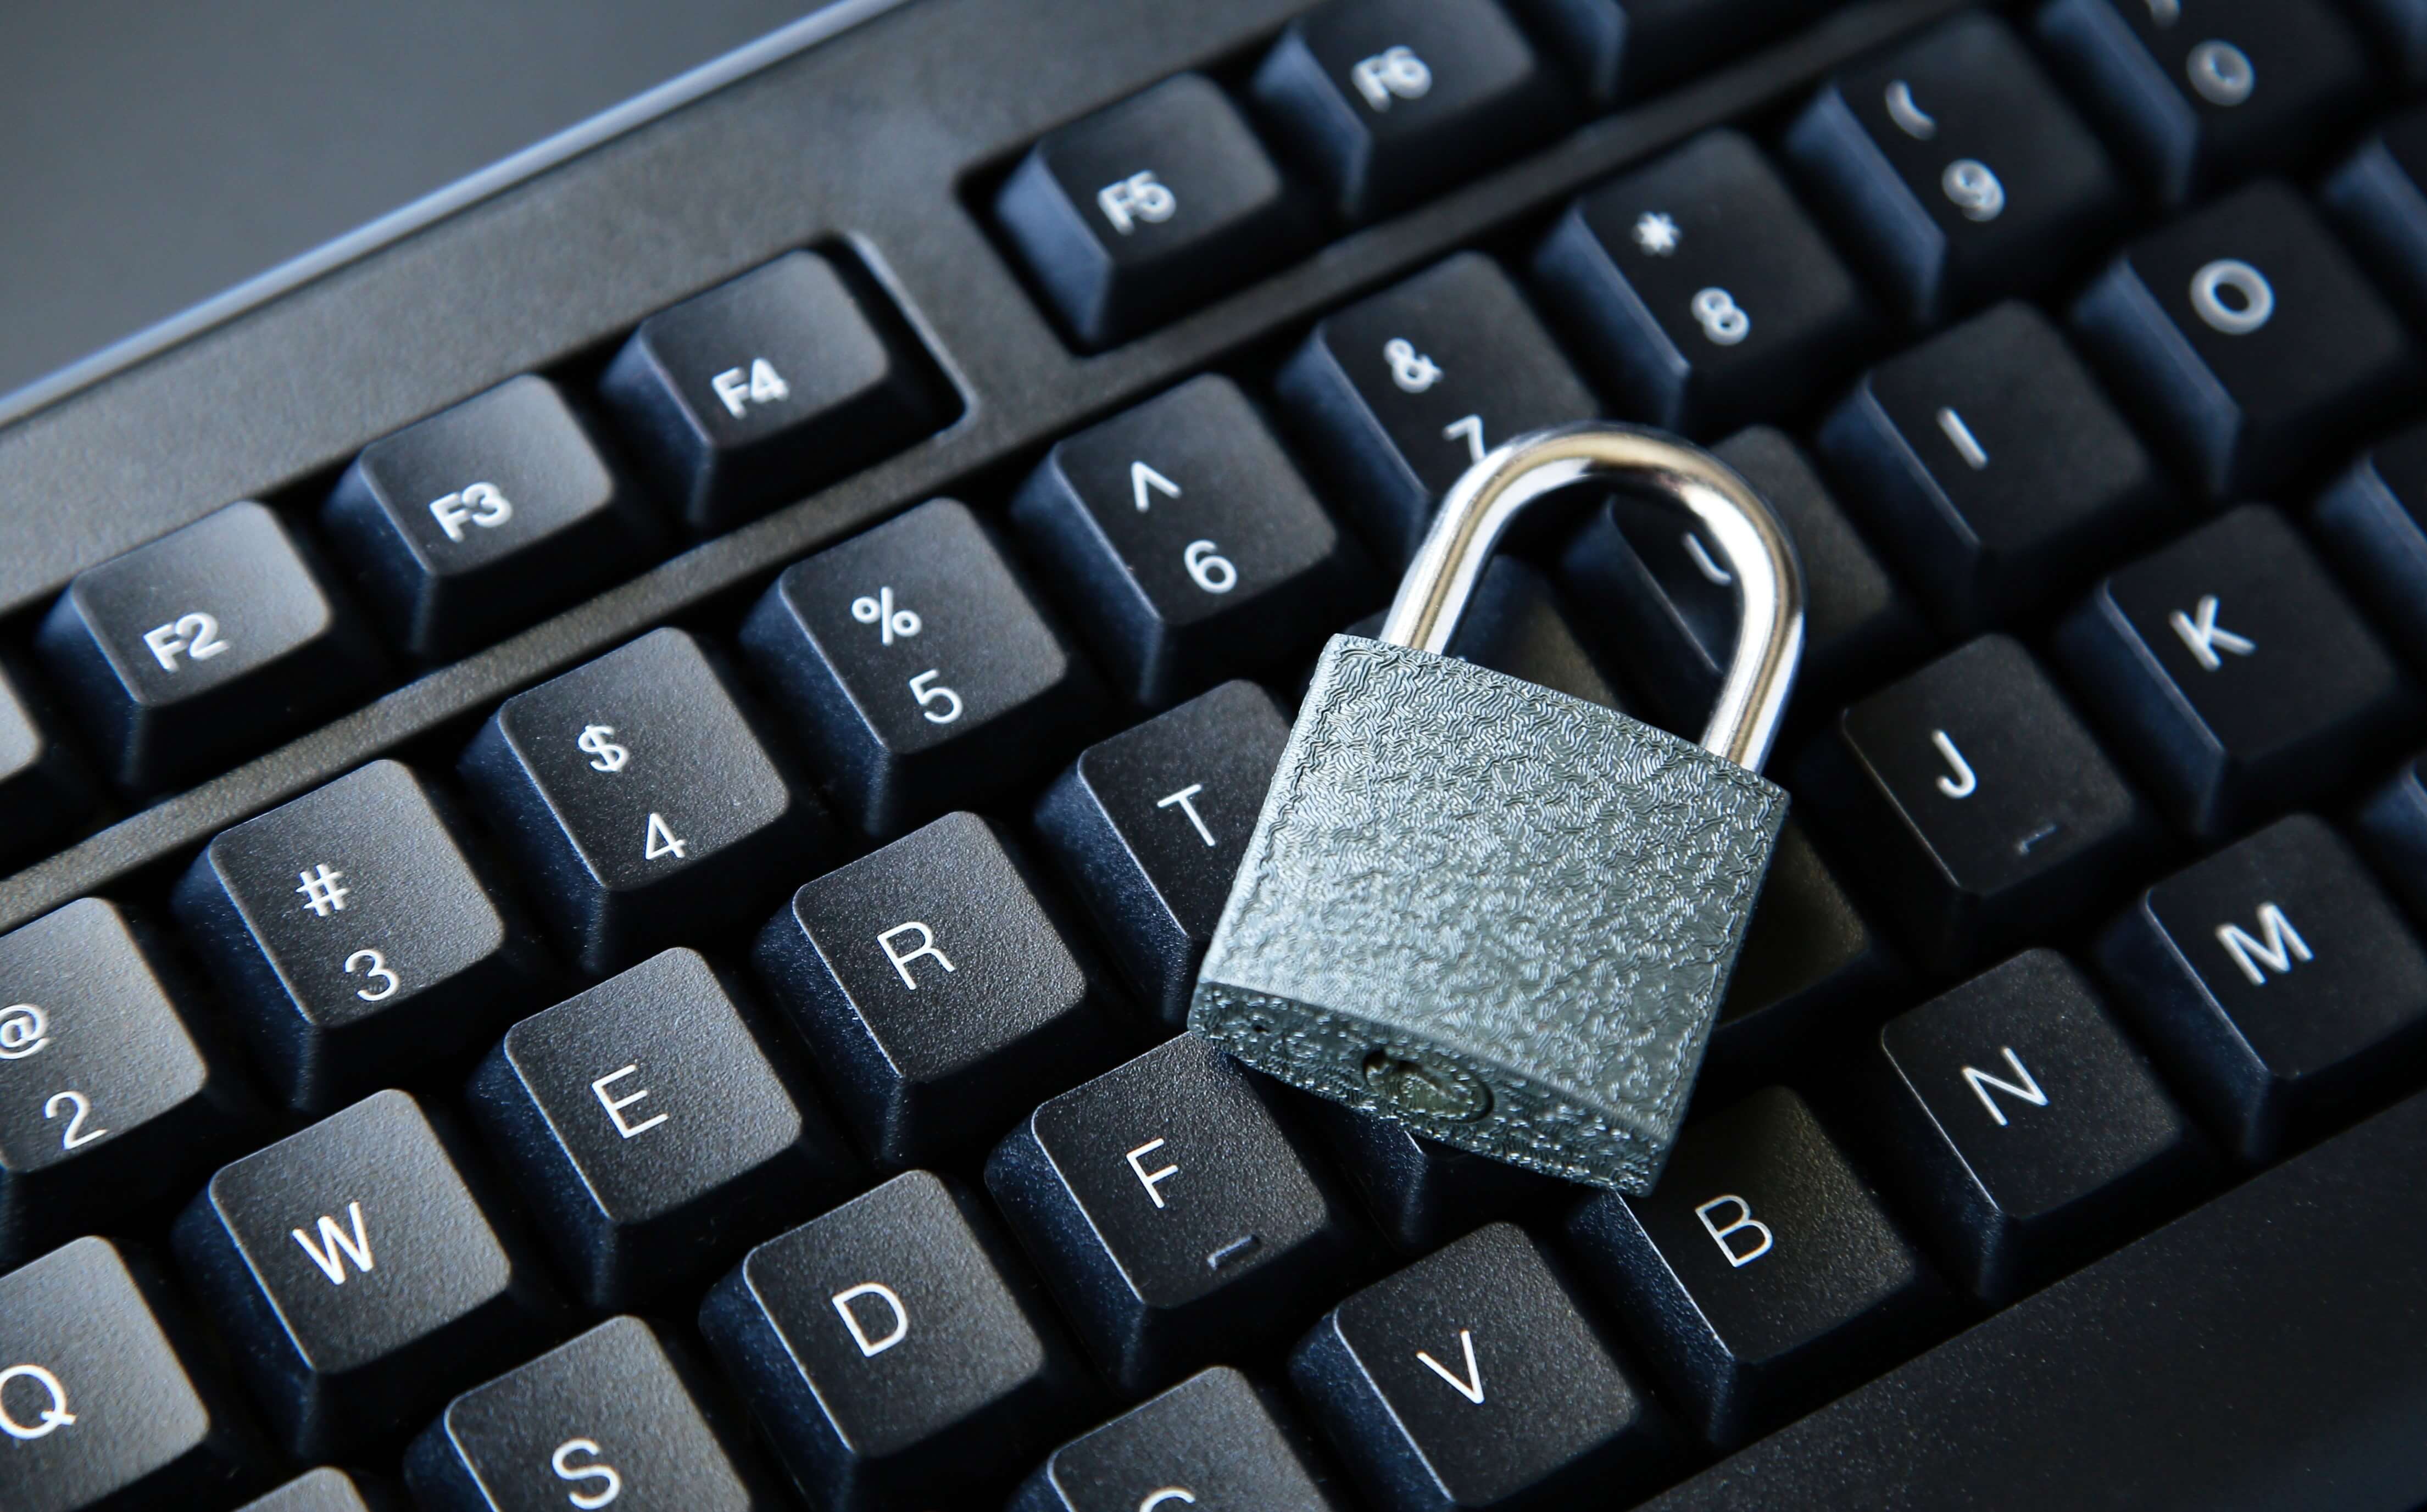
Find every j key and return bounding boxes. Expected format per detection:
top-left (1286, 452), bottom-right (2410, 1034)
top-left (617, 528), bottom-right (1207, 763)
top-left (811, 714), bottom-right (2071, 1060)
top-left (1705, 823), bottom-right (1906, 1087)
top-left (467, 948), bottom-right (854, 1309)
top-left (599, 250), bottom-right (937, 533)
top-left (321, 375), bottom-right (660, 661)
top-left (1504, 0), bottom-right (1816, 104)
top-left (171, 1089), bottom-right (559, 1458)
top-left (1870, 950), bottom-right (2208, 1302)
top-left (1013, 1366), bottom-right (1346, 1512)
top-left (1566, 1087), bottom-right (1951, 1448)
top-left (987, 1034), bottom-right (1363, 1396)
top-left (1534, 129), bottom-right (1873, 438)
top-left (0, 664), bottom-right (87, 867)
top-left (0, 899), bottom-right (256, 1265)
top-left (0, 1238), bottom-right (263, 1512)
top-left (1300, 1090), bottom-right (1565, 1253)
top-left (698, 1170), bottom-right (1089, 1511)
top-left (1249, 0), bottom-right (1563, 224)
top-left (755, 811), bottom-right (1120, 1167)
top-left (239, 1468), bottom-right (393, 1511)
top-left (1009, 376), bottom-right (1370, 707)
top-left (2037, 0), bottom-right (2372, 205)
top-left (1275, 252), bottom-right (1598, 564)
top-left (1786, 13), bottom-right (2124, 326)
top-left (2098, 815), bottom-right (2427, 1162)
top-left (1818, 301), bottom-right (2171, 634)
top-left (404, 1316), bottom-right (776, 1512)
top-left (2056, 505), bottom-right (2416, 840)
top-left (174, 760), bottom-right (549, 1113)
top-left (995, 74), bottom-right (1311, 350)
top-left (2316, 422), bottom-right (2427, 671)
top-left (460, 627), bottom-right (832, 973)
top-left (2357, 755), bottom-right (2427, 924)
top-left (742, 497), bottom-right (1106, 836)
top-left (1292, 1221), bottom-right (1674, 1510)
top-left (36, 501), bottom-right (380, 793)
top-left (1796, 635), bottom-right (2159, 973)
top-left (1033, 680), bottom-right (1293, 1023)
top-left (2071, 181), bottom-right (2415, 500)
top-left (2324, 109), bottom-right (2427, 336)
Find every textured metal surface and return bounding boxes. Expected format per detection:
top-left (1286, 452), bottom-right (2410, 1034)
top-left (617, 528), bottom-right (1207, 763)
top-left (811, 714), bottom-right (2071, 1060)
top-left (1192, 637), bottom-right (1788, 1191)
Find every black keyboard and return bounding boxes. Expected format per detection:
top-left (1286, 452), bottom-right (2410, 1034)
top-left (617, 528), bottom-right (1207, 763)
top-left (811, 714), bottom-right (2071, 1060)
top-left (8, 0), bottom-right (2427, 1507)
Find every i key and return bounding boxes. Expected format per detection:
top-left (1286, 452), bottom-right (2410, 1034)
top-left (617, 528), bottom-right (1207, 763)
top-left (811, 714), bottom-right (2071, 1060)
top-left (1505, 0), bottom-right (1813, 104)
top-left (742, 498), bottom-right (1106, 836)
top-left (461, 627), bottom-right (834, 973)
top-left (175, 760), bottom-right (550, 1113)
top-left (699, 1170), bottom-right (1090, 1511)
top-left (1014, 1366), bottom-right (1346, 1512)
top-left (468, 948), bottom-right (854, 1309)
top-left (2314, 419), bottom-right (2427, 669)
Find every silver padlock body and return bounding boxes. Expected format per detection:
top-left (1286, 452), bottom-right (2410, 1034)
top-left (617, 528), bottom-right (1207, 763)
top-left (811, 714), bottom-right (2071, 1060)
top-left (1190, 635), bottom-right (1788, 1192)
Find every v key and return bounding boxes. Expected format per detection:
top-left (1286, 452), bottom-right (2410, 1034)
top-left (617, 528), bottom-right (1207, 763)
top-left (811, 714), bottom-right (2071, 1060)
top-left (1416, 1328), bottom-right (1485, 1404)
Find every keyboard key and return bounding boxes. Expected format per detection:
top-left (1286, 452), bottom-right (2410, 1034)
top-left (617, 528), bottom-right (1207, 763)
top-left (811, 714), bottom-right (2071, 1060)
top-left (467, 948), bottom-right (854, 1309)
top-left (995, 74), bottom-right (1312, 350)
top-left (2315, 421), bottom-right (2427, 670)
top-left (0, 1237), bottom-right (263, 1512)
top-left (1567, 1087), bottom-right (1951, 1448)
top-left (1504, 0), bottom-right (1816, 104)
top-left (599, 250), bottom-right (938, 533)
top-left (1293, 1221), bottom-right (1674, 1509)
top-left (1818, 302), bottom-right (2171, 633)
top-left (2036, 0), bottom-right (2372, 205)
top-left (0, 665), bottom-right (87, 867)
top-left (1785, 13), bottom-right (2124, 326)
top-left (238, 1468), bottom-right (389, 1511)
top-left (461, 627), bottom-right (833, 973)
top-left (1276, 252), bottom-right (1598, 565)
top-left (1012, 1366), bottom-right (1346, 1512)
top-left (1706, 822), bottom-right (1906, 1087)
top-left (1360, 559), bottom-right (1634, 712)
top-left (404, 1315), bottom-right (775, 1512)
top-left (2357, 754), bottom-right (2427, 924)
top-left (321, 375), bottom-right (662, 661)
top-left (2323, 109), bottom-right (2427, 335)
top-left (174, 760), bottom-right (549, 1113)
top-left (2056, 505), bottom-right (2416, 840)
top-left (698, 1169), bottom-right (1089, 1510)
top-left (1869, 950), bottom-right (2208, 1301)
top-left (987, 1034), bottom-right (1364, 1396)
top-left (2098, 815), bottom-right (2427, 1162)
top-left (742, 498), bottom-right (1106, 836)
top-left (2071, 181), bottom-right (2415, 499)
top-left (1009, 376), bottom-right (1371, 707)
top-left (1298, 1090), bottom-right (1565, 1254)
top-left (36, 501), bottom-right (381, 793)
top-left (1796, 635), bottom-right (2159, 973)
top-left (171, 1089), bottom-right (560, 1458)
top-left (755, 811), bottom-right (1121, 1167)
top-left (1249, 0), bottom-right (1564, 224)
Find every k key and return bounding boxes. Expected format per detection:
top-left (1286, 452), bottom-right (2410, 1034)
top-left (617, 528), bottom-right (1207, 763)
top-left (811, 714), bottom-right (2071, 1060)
top-left (1014, 1366), bottom-right (1346, 1512)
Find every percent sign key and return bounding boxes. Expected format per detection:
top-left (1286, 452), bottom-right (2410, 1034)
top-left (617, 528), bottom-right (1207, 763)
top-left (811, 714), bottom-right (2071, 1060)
top-left (851, 586), bottom-right (923, 644)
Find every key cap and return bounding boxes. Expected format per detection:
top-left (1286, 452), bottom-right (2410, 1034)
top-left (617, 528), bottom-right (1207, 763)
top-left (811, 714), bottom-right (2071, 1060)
top-left (1567, 1087), bottom-right (1952, 1448)
top-left (173, 760), bottom-right (550, 1113)
top-left (2071, 181), bottom-right (2415, 500)
top-left (2097, 814), bottom-right (2427, 1162)
top-left (0, 664), bottom-right (87, 867)
top-left (1785, 13), bottom-right (2125, 326)
top-left (1504, 0), bottom-right (1816, 104)
top-left (2323, 109), bottom-right (2427, 336)
top-left (1009, 376), bottom-right (1371, 708)
top-left (0, 898), bottom-right (257, 1265)
top-left (467, 948), bottom-right (854, 1309)
top-left (1249, 0), bottom-right (1565, 225)
top-left (1869, 949), bottom-right (2209, 1302)
top-left (2357, 754), bottom-right (2427, 924)
top-left (1012, 1365), bottom-right (1346, 1512)
top-left (0, 1237), bottom-right (264, 1512)
top-left (1533, 128), bottom-right (1873, 438)
top-left (987, 1034), bottom-right (1363, 1396)
top-left (1033, 680), bottom-right (1294, 1024)
top-left (1292, 1221), bottom-right (1675, 1509)
top-left (741, 498), bottom-right (1106, 836)
top-left (2056, 505), bottom-right (2416, 841)
top-left (238, 1468), bottom-right (393, 1511)
top-left (1796, 635), bottom-right (2159, 973)
top-left (698, 1169), bottom-right (1089, 1510)
top-left (171, 1089), bottom-right (560, 1458)
top-left (1818, 302), bottom-right (2172, 634)
top-left (995, 74), bottom-right (1312, 350)
top-left (36, 501), bottom-right (381, 793)
top-left (2036, 0), bottom-right (2372, 205)
top-left (1298, 1089), bottom-right (1565, 1253)
top-left (2315, 424), bottom-right (2427, 672)
top-left (1705, 822), bottom-right (1906, 1089)
top-left (599, 250), bottom-right (938, 533)
top-left (1276, 252), bottom-right (1599, 565)
top-left (460, 627), bottom-right (833, 973)
top-left (404, 1315), bottom-right (776, 1512)
top-left (321, 375), bottom-right (661, 661)
top-left (755, 811), bottom-right (1121, 1167)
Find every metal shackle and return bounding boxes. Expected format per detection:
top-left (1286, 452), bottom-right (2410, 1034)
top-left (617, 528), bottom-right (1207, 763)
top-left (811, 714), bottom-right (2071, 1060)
top-left (1378, 422), bottom-right (1806, 773)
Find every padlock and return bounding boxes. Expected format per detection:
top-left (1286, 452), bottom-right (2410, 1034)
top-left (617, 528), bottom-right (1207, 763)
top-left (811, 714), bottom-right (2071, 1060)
top-left (1189, 422), bottom-right (1803, 1193)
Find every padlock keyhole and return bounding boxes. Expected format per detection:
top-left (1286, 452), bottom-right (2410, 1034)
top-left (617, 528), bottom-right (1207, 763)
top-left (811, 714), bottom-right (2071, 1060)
top-left (1361, 1048), bottom-right (1491, 1122)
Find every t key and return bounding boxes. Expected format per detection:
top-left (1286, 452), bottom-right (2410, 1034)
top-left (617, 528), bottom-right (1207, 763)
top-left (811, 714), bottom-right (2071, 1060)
top-left (1013, 1366), bottom-right (1346, 1512)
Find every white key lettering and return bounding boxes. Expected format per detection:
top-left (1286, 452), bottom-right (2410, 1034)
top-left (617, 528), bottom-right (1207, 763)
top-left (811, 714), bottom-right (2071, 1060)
top-left (428, 482), bottom-right (513, 543)
top-left (877, 922), bottom-right (955, 989)
top-left (908, 669), bottom-right (964, 724)
top-left (1139, 1492), bottom-right (1198, 1511)
top-left (2187, 39), bottom-right (2254, 107)
top-left (1156, 784), bottom-right (1218, 847)
top-left (1350, 44), bottom-right (1432, 110)
top-left (643, 812), bottom-right (688, 861)
top-left (552, 1437), bottom-right (624, 1509)
top-left (297, 864), bottom-right (350, 917)
top-left (1444, 413), bottom-right (1487, 465)
top-left (0, 1364), bottom-right (75, 1440)
top-left (1097, 171), bottom-right (1176, 234)
top-left (832, 1281), bottom-right (909, 1357)
top-left (710, 358), bottom-right (790, 419)
top-left (2168, 595), bottom-right (2256, 672)
top-left (1695, 1193), bottom-right (1774, 1268)
top-left (1126, 1137), bottom-right (1181, 1207)
top-left (1384, 337), bottom-right (1443, 392)
top-left (2191, 260), bottom-right (2273, 336)
top-left (345, 949), bottom-right (399, 1002)
top-left (2217, 903), bottom-right (2311, 986)
top-left (0, 1004), bottom-right (48, 1061)
top-left (1936, 406), bottom-right (1990, 470)
top-left (1690, 288), bottom-right (1750, 345)
top-left (1131, 460), bottom-right (1182, 512)
top-left (1931, 729), bottom-right (1978, 800)
top-left (291, 1201), bottom-right (375, 1284)
top-left (1884, 79), bottom-right (1938, 139)
top-left (43, 1091), bottom-right (105, 1150)
top-left (1962, 1046), bottom-right (2049, 1128)
top-left (1415, 1329), bottom-right (1485, 1404)
top-left (141, 612), bottom-right (230, 672)
top-left (591, 1064), bottom-right (669, 1140)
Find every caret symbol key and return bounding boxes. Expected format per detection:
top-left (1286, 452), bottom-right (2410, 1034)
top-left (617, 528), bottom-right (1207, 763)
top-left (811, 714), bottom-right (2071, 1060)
top-left (578, 725), bottom-right (630, 773)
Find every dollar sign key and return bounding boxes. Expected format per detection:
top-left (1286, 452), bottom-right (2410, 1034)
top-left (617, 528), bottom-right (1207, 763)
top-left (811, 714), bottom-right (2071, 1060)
top-left (578, 724), bottom-right (630, 773)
